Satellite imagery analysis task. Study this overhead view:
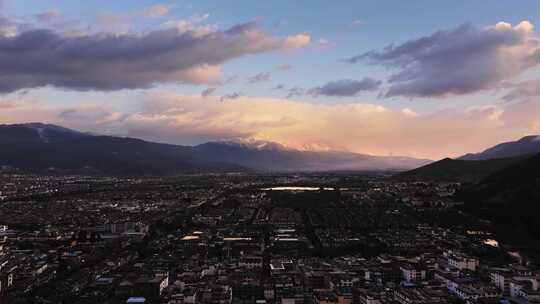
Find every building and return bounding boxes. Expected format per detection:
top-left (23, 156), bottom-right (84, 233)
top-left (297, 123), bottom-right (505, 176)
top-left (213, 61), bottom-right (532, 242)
top-left (400, 264), bottom-right (426, 282)
top-left (313, 290), bottom-right (339, 304)
top-left (444, 252), bottom-right (479, 271)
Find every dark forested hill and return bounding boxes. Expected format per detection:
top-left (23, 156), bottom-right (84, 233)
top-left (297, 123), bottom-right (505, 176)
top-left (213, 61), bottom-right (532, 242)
top-left (392, 157), bottom-right (521, 183)
top-left (0, 124), bottom-right (244, 175)
top-left (461, 153), bottom-right (540, 256)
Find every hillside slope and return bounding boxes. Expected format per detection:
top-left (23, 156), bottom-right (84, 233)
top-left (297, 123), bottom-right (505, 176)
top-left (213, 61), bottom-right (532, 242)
top-left (461, 153), bottom-right (540, 250)
top-left (460, 135), bottom-right (540, 160)
top-left (392, 157), bottom-right (521, 183)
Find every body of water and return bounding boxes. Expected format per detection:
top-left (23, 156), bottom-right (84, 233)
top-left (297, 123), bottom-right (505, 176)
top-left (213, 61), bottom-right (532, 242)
top-left (261, 186), bottom-right (335, 191)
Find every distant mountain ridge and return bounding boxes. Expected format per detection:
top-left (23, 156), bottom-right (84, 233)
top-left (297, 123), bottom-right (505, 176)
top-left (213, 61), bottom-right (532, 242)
top-left (394, 134), bottom-right (540, 182)
top-left (392, 157), bottom-right (522, 183)
top-left (0, 123), bottom-right (91, 144)
top-left (460, 135), bottom-right (540, 160)
top-left (0, 123), bottom-right (431, 175)
top-left (0, 123), bottom-right (244, 175)
top-left (193, 141), bottom-right (430, 172)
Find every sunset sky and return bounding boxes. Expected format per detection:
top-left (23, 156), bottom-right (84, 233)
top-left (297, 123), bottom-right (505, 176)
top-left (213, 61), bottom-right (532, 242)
top-left (1, 0), bottom-right (540, 159)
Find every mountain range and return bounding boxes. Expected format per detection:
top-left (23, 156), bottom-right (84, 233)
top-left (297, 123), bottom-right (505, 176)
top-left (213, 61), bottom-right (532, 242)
top-left (392, 157), bottom-right (523, 183)
top-left (0, 123), bottom-right (244, 175)
top-left (3, 123), bottom-right (540, 177)
top-left (0, 123), bottom-right (431, 175)
top-left (459, 135), bottom-right (540, 160)
top-left (193, 141), bottom-right (429, 172)
top-left (394, 135), bottom-right (540, 182)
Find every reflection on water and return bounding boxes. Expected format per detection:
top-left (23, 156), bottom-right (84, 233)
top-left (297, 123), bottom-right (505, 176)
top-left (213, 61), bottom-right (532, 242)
top-left (261, 186), bottom-right (335, 191)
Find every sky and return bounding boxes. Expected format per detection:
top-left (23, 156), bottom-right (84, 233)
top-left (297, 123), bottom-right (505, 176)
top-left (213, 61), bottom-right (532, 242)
top-left (1, 0), bottom-right (540, 160)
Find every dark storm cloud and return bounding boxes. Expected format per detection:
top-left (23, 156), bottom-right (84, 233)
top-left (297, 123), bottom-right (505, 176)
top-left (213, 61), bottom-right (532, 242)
top-left (0, 21), bottom-right (306, 93)
top-left (308, 78), bottom-right (381, 97)
top-left (345, 21), bottom-right (540, 98)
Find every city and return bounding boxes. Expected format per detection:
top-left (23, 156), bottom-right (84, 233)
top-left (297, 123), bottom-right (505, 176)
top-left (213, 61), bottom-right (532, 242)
top-left (0, 173), bottom-right (537, 303)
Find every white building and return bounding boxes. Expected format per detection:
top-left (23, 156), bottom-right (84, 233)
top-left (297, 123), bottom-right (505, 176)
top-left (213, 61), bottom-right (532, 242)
top-left (443, 251), bottom-right (479, 271)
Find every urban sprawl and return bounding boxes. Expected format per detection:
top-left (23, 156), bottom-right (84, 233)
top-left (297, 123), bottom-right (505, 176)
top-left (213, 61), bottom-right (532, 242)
top-left (0, 174), bottom-right (537, 304)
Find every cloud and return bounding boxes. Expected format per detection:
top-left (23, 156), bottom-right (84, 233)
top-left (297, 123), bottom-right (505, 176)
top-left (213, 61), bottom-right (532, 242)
top-left (308, 78), bottom-right (381, 97)
top-left (0, 96), bottom-right (34, 109)
top-left (247, 72), bottom-right (271, 84)
top-left (220, 92), bottom-right (243, 102)
top-left (161, 14), bottom-right (215, 36)
top-left (316, 38), bottom-right (331, 48)
top-left (350, 20), bottom-right (362, 27)
top-left (201, 87), bottom-right (217, 97)
top-left (143, 4), bottom-right (170, 18)
top-left (285, 87), bottom-right (304, 99)
top-left (96, 4), bottom-right (172, 33)
top-left (35, 10), bottom-right (62, 23)
top-left (275, 85), bottom-right (304, 98)
top-left (401, 108), bottom-right (419, 117)
top-left (346, 20), bottom-right (540, 98)
top-left (277, 63), bottom-right (292, 71)
top-left (221, 75), bottom-right (239, 85)
top-left (273, 78), bottom-right (381, 98)
top-left (58, 107), bottom-right (127, 124)
top-left (283, 33), bottom-right (311, 48)
top-left (503, 79), bottom-right (540, 101)
top-left (0, 21), bottom-right (309, 93)
top-left (273, 84), bottom-right (303, 98)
